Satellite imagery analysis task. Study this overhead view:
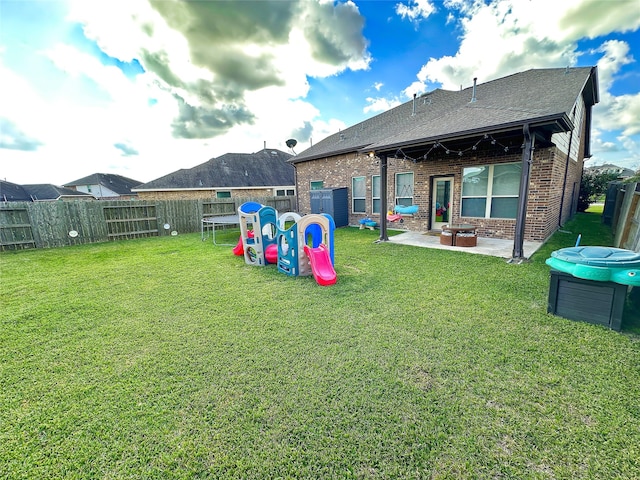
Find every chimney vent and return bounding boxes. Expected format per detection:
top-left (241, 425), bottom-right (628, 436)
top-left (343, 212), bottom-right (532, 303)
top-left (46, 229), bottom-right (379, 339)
top-left (471, 77), bottom-right (477, 103)
top-left (412, 93), bottom-right (416, 116)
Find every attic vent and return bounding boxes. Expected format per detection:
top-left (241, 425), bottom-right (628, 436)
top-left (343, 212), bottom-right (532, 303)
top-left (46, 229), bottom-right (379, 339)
top-left (271, 151), bottom-right (278, 156)
top-left (339, 133), bottom-right (345, 141)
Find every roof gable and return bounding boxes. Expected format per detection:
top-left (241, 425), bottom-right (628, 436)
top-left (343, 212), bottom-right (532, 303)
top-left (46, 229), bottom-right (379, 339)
top-left (135, 149), bottom-right (295, 190)
top-left (292, 67), bottom-right (598, 162)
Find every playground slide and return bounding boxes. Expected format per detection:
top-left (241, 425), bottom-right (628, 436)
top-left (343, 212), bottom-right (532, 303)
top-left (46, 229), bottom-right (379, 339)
top-left (303, 244), bottom-right (337, 286)
top-left (232, 230), bottom-right (254, 256)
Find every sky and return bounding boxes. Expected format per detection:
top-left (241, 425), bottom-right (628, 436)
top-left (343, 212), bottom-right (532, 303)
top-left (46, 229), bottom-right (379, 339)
top-left (1, 0), bottom-right (639, 186)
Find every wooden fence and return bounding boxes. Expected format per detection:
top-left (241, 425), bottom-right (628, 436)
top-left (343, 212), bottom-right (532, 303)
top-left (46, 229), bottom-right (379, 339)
top-left (604, 182), bottom-right (640, 252)
top-left (0, 197), bottom-right (296, 251)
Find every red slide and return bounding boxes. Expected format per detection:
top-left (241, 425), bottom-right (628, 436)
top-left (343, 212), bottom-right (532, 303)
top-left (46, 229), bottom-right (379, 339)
top-left (303, 244), bottom-right (337, 286)
top-left (232, 230), bottom-right (254, 256)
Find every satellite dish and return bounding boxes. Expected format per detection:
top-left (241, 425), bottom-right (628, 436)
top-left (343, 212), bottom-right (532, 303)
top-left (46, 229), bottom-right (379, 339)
top-left (285, 138), bottom-right (297, 154)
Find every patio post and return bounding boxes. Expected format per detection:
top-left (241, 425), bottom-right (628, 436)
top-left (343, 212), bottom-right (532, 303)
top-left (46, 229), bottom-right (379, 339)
top-left (378, 153), bottom-right (389, 242)
top-left (512, 124), bottom-right (534, 260)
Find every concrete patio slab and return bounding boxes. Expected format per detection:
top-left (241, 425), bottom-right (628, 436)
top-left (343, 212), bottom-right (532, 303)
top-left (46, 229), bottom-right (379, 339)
top-left (385, 231), bottom-right (544, 260)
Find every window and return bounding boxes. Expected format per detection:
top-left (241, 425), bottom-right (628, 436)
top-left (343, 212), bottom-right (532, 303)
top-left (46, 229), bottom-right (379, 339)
top-left (461, 163), bottom-right (521, 219)
top-left (352, 176), bottom-right (366, 213)
top-left (310, 181), bottom-right (324, 190)
top-left (372, 175), bottom-right (380, 214)
top-left (275, 189), bottom-right (295, 196)
top-left (216, 191), bottom-right (231, 198)
top-left (395, 172), bottom-right (414, 207)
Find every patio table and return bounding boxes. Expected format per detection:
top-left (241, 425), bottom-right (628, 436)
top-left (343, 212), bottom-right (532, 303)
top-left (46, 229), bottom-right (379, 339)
top-left (442, 224), bottom-right (477, 246)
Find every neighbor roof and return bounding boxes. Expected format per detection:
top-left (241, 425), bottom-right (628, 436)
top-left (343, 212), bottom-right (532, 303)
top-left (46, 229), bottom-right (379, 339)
top-left (24, 184), bottom-right (94, 201)
top-left (291, 67), bottom-right (598, 163)
top-left (0, 180), bottom-right (93, 201)
top-left (64, 173), bottom-right (143, 194)
top-left (134, 149), bottom-right (294, 191)
top-left (1, 180), bottom-right (31, 202)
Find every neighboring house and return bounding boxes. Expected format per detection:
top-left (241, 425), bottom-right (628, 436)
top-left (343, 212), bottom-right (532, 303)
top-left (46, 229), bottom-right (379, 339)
top-left (1, 180), bottom-right (93, 202)
top-left (133, 148), bottom-right (295, 200)
top-left (64, 173), bottom-right (142, 199)
top-left (291, 67), bottom-right (599, 257)
top-left (586, 164), bottom-right (635, 179)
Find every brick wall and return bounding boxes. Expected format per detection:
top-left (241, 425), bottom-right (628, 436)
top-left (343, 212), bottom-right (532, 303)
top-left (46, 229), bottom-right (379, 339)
top-left (137, 187), bottom-right (278, 201)
top-left (294, 138), bottom-right (585, 242)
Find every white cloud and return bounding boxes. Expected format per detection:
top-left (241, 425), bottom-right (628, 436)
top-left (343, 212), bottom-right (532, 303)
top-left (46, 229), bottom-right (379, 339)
top-left (395, 0), bottom-right (437, 23)
top-left (1, 0), bottom-right (373, 184)
top-left (363, 97), bottom-right (402, 114)
top-left (410, 0), bottom-right (640, 91)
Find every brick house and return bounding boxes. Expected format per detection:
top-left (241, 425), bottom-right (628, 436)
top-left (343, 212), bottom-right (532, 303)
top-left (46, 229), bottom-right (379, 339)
top-left (290, 67), bottom-right (599, 257)
top-left (133, 148), bottom-right (295, 200)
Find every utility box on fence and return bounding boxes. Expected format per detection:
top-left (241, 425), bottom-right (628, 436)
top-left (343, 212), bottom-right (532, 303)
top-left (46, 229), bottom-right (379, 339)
top-left (547, 270), bottom-right (627, 331)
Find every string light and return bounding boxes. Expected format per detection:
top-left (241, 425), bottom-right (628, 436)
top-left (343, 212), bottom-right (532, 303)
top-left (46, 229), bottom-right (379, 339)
top-left (392, 133), bottom-right (517, 162)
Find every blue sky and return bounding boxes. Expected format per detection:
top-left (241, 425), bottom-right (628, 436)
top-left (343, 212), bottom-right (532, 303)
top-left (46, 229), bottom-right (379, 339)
top-left (1, 0), bottom-right (639, 185)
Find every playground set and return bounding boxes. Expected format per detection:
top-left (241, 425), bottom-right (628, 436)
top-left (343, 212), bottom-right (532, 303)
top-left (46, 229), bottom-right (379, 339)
top-left (232, 202), bottom-right (337, 286)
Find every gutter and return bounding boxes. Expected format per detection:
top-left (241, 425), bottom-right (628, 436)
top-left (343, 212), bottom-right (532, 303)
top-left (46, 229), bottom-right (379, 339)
top-left (363, 114), bottom-right (572, 156)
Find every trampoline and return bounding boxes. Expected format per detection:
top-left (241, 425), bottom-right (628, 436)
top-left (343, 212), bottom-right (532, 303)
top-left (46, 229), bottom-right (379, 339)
top-left (201, 214), bottom-right (241, 245)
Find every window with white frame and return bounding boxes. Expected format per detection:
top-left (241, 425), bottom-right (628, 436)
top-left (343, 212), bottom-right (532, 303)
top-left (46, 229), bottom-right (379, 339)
top-left (352, 176), bottom-right (366, 213)
top-left (372, 175), bottom-right (380, 214)
top-left (395, 172), bottom-right (414, 207)
top-left (275, 189), bottom-right (295, 196)
top-left (461, 163), bottom-right (521, 219)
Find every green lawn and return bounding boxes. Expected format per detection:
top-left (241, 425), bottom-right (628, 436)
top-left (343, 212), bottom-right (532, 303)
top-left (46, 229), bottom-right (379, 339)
top-left (1, 211), bottom-right (639, 479)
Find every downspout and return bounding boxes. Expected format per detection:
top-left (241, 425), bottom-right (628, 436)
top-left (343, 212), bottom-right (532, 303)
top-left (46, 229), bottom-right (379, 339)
top-left (512, 124), bottom-right (534, 261)
top-left (378, 153), bottom-right (389, 242)
top-left (293, 163), bottom-right (299, 213)
top-left (557, 128), bottom-right (574, 227)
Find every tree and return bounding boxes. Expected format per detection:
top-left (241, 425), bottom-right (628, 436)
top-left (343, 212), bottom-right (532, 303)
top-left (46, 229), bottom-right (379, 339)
top-left (577, 170), bottom-right (619, 212)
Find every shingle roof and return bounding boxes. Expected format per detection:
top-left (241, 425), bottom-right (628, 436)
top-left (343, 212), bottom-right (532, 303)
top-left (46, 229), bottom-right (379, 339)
top-left (0, 180), bottom-right (31, 202)
top-left (64, 173), bottom-right (143, 194)
top-left (23, 184), bottom-right (93, 201)
top-left (0, 181), bottom-right (93, 201)
top-left (134, 149), bottom-right (294, 190)
top-left (291, 67), bottom-right (598, 163)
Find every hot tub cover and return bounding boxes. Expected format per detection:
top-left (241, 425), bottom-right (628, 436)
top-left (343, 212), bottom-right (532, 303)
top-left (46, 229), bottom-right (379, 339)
top-left (546, 246), bottom-right (640, 286)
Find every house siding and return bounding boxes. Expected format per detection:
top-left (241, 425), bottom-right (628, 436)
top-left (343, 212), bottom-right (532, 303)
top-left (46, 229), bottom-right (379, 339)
top-left (294, 140), bottom-right (585, 242)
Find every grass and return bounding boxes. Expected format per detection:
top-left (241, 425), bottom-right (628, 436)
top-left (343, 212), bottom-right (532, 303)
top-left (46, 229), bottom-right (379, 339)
top-left (1, 212), bottom-right (639, 479)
